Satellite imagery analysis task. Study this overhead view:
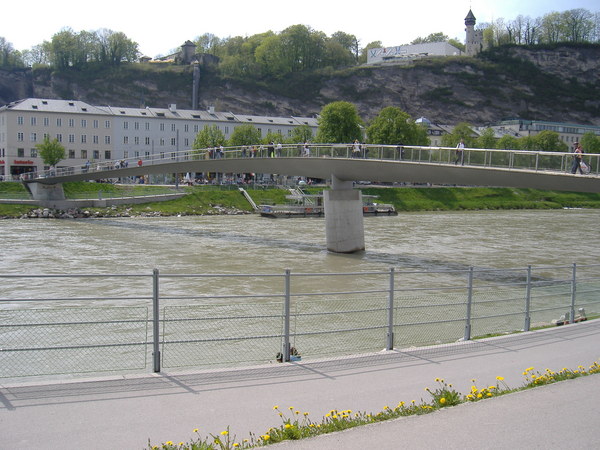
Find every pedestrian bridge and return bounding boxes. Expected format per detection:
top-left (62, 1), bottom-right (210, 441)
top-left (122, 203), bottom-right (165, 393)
top-left (22, 144), bottom-right (600, 252)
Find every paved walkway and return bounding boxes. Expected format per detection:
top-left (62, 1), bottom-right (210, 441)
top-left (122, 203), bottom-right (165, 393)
top-left (1, 320), bottom-right (599, 450)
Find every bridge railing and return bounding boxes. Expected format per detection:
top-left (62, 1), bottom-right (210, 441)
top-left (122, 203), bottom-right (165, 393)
top-left (23, 144), bottom-right (599, 181)
top-left (0, 263), bottom-right (598, 379)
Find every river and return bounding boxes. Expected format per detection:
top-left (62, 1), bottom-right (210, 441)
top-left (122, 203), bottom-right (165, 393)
top-left (2, 209), bottom-right (598, 276)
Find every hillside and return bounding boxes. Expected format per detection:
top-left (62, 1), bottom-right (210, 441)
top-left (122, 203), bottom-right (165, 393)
top-left (1, 44), bottom-right (599, 126)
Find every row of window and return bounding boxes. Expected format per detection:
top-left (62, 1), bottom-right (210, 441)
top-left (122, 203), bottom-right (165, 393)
top-left (18, 148), bottom-right (111, 161)
top-left (16, 116), bottom-right (111, 129)
top-left (17, 132), bottom-right (111, 145)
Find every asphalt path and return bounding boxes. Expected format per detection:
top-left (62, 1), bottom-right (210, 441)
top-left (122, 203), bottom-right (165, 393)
top-left (1, 320), bottom-right (599, 450)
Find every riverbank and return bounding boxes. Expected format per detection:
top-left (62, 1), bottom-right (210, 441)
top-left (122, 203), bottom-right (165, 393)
top-left (1, 182), bottom-right (600, 218)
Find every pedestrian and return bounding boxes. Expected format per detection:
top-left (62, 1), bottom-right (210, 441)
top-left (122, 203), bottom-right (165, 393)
top-left (571, 142), bottom-right (584, 174)
top-left (268, 142), bottom-right (275, 158)
top-left (455, 139), bottom-right (465, 165)
top-left (352, 139), bottom-right (361, 158)
top-left (137, 159), bottom-right (143, 167)
top-left (276, 142), bottom-right (282, 157)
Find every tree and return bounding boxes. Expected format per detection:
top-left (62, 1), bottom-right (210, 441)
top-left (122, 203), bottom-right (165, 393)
top-left (0, 37), bottom-right (24, 67)
top-left (290, 124), bottom-right (314, 144)
top-left (358, 41), bottom-right (382, 64)
top-left (193, 125), bottom-right (226, 150)
top-left (447, 39), bottom-right (465, 53)
top-left (330, 31), bottom-right (359, 62)
top-left (579, 132), bottom-right (600, 154)
top-left (36, 136), bottom-right (65, 167)
top-left (228, 124), bottom-right (262, 146)
top-left (534, 130), bottom-right (568, 152)
top-left (411, 32), bottom-right (449, 45)
top-left (476, 128), bottom-right (497, 149)
top-left (366, 107), bottom-right (428, 145)
top-left (441, 123), bottom-right (476, 147)
top-left (496, 134), bottom-right (520, 150)
top-left (316, 101), bottom-right (362, 143)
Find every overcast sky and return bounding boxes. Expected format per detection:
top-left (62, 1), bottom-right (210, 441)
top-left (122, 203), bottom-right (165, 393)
top-left (4, 0), bottom-right (598, 57)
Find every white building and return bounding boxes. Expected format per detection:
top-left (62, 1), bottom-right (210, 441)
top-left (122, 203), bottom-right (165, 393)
top-left (367, 42), bottom-right (462, 65)
top-left (0, 98), bottom-right (318, 179)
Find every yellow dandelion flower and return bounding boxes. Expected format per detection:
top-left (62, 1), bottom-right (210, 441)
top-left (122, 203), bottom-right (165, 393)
top-left (487, 392), bottom-right (492, 397)
top-left (467, 394), bottom-right (473, 399)
top-left (304, 412), bottom-right (309, 416)
top-left (262, 435), bottom-right (270, 441)
top-left (165, 441), bottom-right (174, 446)
top-left (435, 378), bottom-right (440, 382)
top-left (285, 424), bottom-right (292, 429)
top-left (440, 398), bottom-right (447, 404)
top-left (233, 444), bottom-right (240, 448)
top-left (193, 428), bottom-right (198, 433)
top-left (289, 406), bottom-right (294, 410)
top-left (489, 386), bottom-right (496, 390)
top-left (273, 405), bottom-right (279, 410)
top-left (496, 376), bottom-right (504, 381)
top-left (221, 430), bottom-right (229, 436)
top-left (477, 393), bottom-right (483, 399)
top-left (179, 442), bottom-right (184, 446)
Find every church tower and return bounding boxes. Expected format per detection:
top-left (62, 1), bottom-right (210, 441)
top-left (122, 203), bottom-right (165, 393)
top-left (465, 9), bottom-right (485, 56)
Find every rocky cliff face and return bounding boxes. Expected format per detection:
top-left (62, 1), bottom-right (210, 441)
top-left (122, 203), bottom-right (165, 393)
top-left (1, 45), bottom-right (598, 126)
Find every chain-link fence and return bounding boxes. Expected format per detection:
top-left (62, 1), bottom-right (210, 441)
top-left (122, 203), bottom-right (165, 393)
top-left (1, 264), bottom-right (598, 379)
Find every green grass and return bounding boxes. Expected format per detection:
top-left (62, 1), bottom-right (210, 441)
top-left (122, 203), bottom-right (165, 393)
top-left (1, 183), bottom-right (600, 218)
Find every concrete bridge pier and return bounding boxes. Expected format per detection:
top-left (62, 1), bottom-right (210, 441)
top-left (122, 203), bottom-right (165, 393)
top-left (323, 175), bottom-right (365, 253)
top-left (25, 182), bottom-right (66, 202)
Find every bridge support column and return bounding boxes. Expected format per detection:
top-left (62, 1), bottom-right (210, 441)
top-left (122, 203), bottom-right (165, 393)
top-left (25, 182), bottom-right (66, 202)
top-left (324, 175), bottom-right (365, 253)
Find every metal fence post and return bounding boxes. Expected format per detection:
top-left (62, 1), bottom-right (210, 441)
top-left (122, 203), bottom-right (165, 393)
top-left (464, 267), bottom-right (473, 341)
top-left (152, 268), bottom-right (161, 373)
top-left (283, 269), bottom-right (291, 362)
top-left (524, 265), bottom-right (532, 331)
top-left (570, 263), bottom-right (577, 325)
top-left (386, 267), bottom-right (395, 351)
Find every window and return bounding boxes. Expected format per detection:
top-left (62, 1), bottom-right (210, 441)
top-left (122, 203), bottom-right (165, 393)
top-left (43, 117), bottom-right (49, 126)
top-left (30, 133), bottom-right (37, 142)
top-left (17, 132), bottom-right (24, 142)
top-left (30, 117), bottom-right (37, 126)
top-left (123, 136), bottom-right (129, 144)
top-left (69, 119), bottom-right (75, 127)
top-left (104, 136), bottom-right (111, 144)
top-left (17, 148), bottom-right (25, 157)
top-left (145, 137), bottom-right (150, 145)
top-left (17, 116), bottom-right (24, 125)
top-left (69, 150), bottom-right (75, 158)
top-left (93, 150), bottom-right (100, 159)
top-left (160, 123), bottom-right (165, 131)
top-left (124, 151), bottom-right (129, 158)
top-left (93, 120), bottom-right (99, 128)
top-left (171, 124), bottom-right (176, 132)
top-left (81, 150), bottom-right (88, 159)
top-left (105, 120), bottom-right (110, 128)
top-left (134, 151), bottom-right (140, 158)
top-left (225, 126), bottom-right (229, 134)
top-left (170, 137), bottom-right (176, 146)
top-left (104, 151), bottom-right (111, 160)
top-left (134, 136), bottom-right (140, 145)
top-left (81, 135), bottom-right (86, 144)
top-left (184, 138), bottom-right (189, 146)
top-left (145, 122), bottom-right (150, 130)
top-left (30, 148), bottom-right (38, 157)
top-left (160, 138), bottom-right (165, 146)
top-left (194, 125), bottom-right (199, 133)
top-left (69, 134), bottom-right (75, 143)
top-left (124, 122), bottom-right (129, 130)
top-left (134, 122), bottom-right (140, 130)
top-left (56, 118), bottom-right (62, 127)
top-left (81, 119), bottom-right (87, 128)
top-left (184, 124), bottom-right (189, 132)
top-left (56, 134), bottom-right (62, 142)
top-left (93, 135), bottom-right (99, 144)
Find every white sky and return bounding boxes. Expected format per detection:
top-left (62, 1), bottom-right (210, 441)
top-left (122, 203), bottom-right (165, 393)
top-left (4, 0), bottom-right (598, 57)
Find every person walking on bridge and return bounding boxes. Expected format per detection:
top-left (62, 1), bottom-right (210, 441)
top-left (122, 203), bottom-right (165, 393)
top-left (571, 142), bottom-right (584, 174)
top-left (455, 139), bottom-right (465, 165)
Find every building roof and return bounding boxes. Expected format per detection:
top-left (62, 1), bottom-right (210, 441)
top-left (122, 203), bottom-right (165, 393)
top-left (1, 98), bottom-right (111, 115)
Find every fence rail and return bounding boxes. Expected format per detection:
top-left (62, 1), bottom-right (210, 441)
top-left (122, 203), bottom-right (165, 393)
top-left (18, 143), bottom-right (600, 181)
top-left (0, 263), bottom-right (599, 379)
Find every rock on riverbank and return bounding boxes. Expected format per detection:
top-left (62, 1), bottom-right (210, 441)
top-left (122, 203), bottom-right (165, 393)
top-left (18, 205), bottom-right (250, 219)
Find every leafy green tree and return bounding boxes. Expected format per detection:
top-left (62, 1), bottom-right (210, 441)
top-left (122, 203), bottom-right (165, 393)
top-left (359, 41), bottom-right (382, 64)
top-left (476, 128), bottom-right (497, 149)
top-left (496, 134), bottom-right (521, 150)
top-left (330, 31), bottom-right (359, 62)
top-left (366, 107), bottom-right (428, 145)
top-left (36, 136), bottom-right (65, 167)
top-left (290, 124), bottom-right (314, 144)
top-left (441, 123), bottom-right (476, 147)
top-left (519, 136), bottom-right (538, 151)
top-left (316, 101), bottom-right (362, 143)
top-left (580, 132), bottom-right (600, 154)
top-left (193, 125), bottom-right (226, 149)
top-left (263, 130), bottom-right (284, 145)
top-left (228, 124), bottom-right (262, 146)
top-left (411, 32), bottom-right (449, 45)
top-left (534, 130), bottom-right (568, 151)
top-left (0, 37), bottom-right (24, 67)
